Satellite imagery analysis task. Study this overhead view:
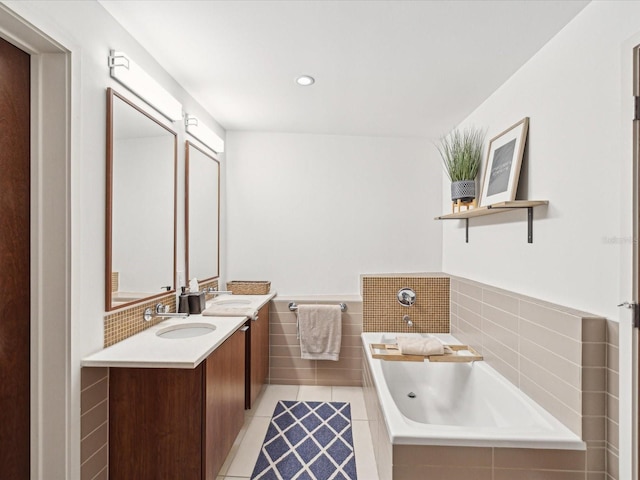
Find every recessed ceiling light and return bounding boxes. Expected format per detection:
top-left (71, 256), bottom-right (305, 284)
top-left (296, 75), bottom-right (315, 86)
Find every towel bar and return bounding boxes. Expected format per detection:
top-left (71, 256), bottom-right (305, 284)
top-left (288, 302), bottom-right (347, 312)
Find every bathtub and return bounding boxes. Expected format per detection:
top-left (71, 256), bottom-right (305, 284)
top-left (361, 332), bottom-right (585, 450)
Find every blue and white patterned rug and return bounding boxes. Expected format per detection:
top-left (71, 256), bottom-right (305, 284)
top-left (250, 400), bottom-right (358, 480)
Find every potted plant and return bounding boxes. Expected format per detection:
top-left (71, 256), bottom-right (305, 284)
top-left (437, 127), bottom-right (485, 203)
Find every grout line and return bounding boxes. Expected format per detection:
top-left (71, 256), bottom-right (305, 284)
top-left (519, 336), bottom-right (582, 369)
top-left (90, 464), bottom-right (108, 480)
top-left (81, 398), bottom-right (108, 421)
top-left (520, 371), bottom-right (584, 416)
top-left (519, 317), bottom-right (584, 345)
top-left (81, 375), bottom-right (108, 393)
top-left (81, 418), bottom-right (108, 443)
top-left (80, 443), bottom-right (107, 468)
top-left (519, 354), bottom-right (582, 397)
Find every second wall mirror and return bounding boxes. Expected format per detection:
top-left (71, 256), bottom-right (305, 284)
top-left (106, 88), bottom-right (177, 310)
top-left (186, 141), bottom-right (220, 283)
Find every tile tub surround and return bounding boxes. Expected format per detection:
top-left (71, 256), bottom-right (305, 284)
top-left (361, 274), bottom-right (449, 333)
top-left (81, 367), bottom-right (109, 480)
top-left (450, 275), bottom-right (610, 479)
top-left (269, 296), bottom-right (363, 386)
top-left (362, 350), bottom-right (589, 480)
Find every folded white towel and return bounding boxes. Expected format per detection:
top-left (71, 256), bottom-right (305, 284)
top-left (297, 304), bottom-right (342, 361)
top-left (202, 305), bottom-right (258, 320)
top-left (396, 336), bottom-right (449, 356)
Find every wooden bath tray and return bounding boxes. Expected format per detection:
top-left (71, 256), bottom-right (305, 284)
top-left (369, 343), bottom-right (483, 363)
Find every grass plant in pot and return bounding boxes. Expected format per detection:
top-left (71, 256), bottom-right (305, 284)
top-left (437, 127), bottom-right (485, 206)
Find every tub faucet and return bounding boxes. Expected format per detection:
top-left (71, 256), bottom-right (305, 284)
top-left (403, 314), bottom-right (413, 328)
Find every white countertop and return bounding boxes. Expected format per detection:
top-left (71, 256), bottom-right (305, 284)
top-left (82, 292), bottom-right (276, 369)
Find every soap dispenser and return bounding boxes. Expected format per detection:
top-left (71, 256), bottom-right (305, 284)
top-left (178, 286), bottom-right (189, 314)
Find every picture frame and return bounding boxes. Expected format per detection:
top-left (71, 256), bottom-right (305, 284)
top-left (479, 117), bottom-right (529, 207)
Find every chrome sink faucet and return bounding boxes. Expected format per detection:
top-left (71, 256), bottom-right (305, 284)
top-left (143, 303), bottom-right (189, 322)
top-left (203, 287), bottom-right (233, 295)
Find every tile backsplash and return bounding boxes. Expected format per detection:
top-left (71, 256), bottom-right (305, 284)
top-left (103, 279), bottom-right (218, 347)
top-left (103, 294), bottom-right (176, 347)
top-left (361, 273), bottom-right (449, 333)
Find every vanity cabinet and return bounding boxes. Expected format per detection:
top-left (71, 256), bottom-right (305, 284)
top-left (109, 327), bottom-right (246, 480)
top-left (247, 303), bottom-right (270, 408)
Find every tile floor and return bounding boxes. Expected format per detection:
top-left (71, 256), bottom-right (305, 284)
top-left (216, 384), bottom-right (379, 480)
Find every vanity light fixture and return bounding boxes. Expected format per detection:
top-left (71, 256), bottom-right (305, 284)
top-left (108, 50), bottom-right (183, 122)
top-left (185, 115), bottom-right (225, 153)
top-left (295, 75), bottom-right (315, 86)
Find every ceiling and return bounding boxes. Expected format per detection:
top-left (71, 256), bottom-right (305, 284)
top-left (99, 0), bottom-right (589, 139)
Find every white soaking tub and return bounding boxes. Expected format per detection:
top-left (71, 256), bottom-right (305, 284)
top-left (362, 332), bottom-right (585, 450)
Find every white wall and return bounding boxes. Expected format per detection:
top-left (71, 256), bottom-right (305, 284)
top-left (225, 131), bottom-right (442, 295)
top-left (442, 0), bottom-right (639, 321)
top-left (1, 1), bottom-right (225, 478)
top-left (441, 2), bottom-right (640, 477)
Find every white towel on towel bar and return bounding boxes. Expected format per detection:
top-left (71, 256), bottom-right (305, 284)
top-left (297, 304), bottom-right (342, 361)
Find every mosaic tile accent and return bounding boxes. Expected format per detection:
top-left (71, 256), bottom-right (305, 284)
top-left (111, 272), bottom-right (119, 293)
top-left (251, 401), bottom-right (356, 480)
top-left (361, 274), bottom-right (449, 333)
top-left (104, 280), bottom-right (218, 347)
top-left (104, 294), bottom-right (175, 347)
top-left (199, 278), bottom-right (220, 302)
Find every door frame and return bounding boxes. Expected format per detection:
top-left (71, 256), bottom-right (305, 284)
top-left (634, 42), bottom-right (640, 480)
top-left (0, 5), bottom-right (73, 479)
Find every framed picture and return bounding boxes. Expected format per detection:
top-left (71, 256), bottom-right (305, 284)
top-left (479, 117), bottom-right (529, 206)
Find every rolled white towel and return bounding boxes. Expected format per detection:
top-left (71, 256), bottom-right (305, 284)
top-left (202, 305), bottom-right (258, 320)
top-left (396, 336), bottom-right (447, 356)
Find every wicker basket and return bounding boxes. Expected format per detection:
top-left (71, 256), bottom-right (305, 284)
top-left (226, 280), bottom-right (271, 295)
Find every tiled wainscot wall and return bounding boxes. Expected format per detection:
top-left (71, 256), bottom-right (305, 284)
top-left (449, 275), bottom-right (615, 479)
top-left (80, 367), bottom-right (108, 480)
top-left (269, 296), bottom-right (363, 386)
top-left (359, 273), bottom-right (617, 479)
top-left (605, 320), bottom-right (619, 480)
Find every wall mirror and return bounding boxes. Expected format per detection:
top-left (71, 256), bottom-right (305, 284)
top-left (186, 141), bottom-right (220, 283)
top-left (106, 88), bottom-right (177, 311)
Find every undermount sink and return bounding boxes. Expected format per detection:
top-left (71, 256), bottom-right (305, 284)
top-left (213, 299), bottom-right (252, 306)
top-left (156, 323), bottom-right (216, 339)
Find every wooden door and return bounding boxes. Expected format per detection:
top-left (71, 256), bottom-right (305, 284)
top-left (0, 37), bottom-right (30, 479)
top-left (248, 304), bottom-right (269, 408)
top-left (204, 328), bottom-right (246, 479)
top-left (635, 43), bottom-right (640, 472)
